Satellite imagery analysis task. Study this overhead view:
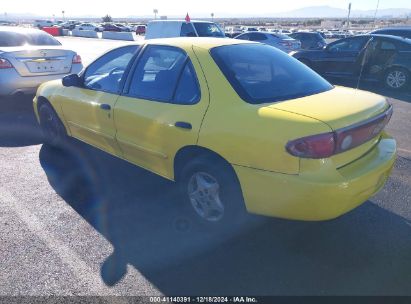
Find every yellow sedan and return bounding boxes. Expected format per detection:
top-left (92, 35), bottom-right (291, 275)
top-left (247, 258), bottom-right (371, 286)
top-left (33, 38), bottom-right (396, 224)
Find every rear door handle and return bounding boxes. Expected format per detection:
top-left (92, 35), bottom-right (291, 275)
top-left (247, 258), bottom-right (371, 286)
top-left (174, 121), bottom-right (192, 130)
top-left (100, 104), bottom-right (111, 110)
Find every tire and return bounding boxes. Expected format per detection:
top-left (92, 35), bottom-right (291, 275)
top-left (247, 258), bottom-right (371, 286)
top-left (384, 67), bottom-right (409, 91)
top-left (38, 103), bottom-right (67, 148)
top-left (178, 155), bottom-right (247, 229)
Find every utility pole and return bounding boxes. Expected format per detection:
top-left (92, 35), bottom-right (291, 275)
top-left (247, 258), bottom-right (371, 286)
top-left (346, 3), bottom-right (352, 29)
top-left (373, 0), bottom-right (380, 29)
top-left (153, 9), bottom-right (158, 20)
top-left (62, 10), bottom-right (65, 22)
top-left (211, 13), bottom-right (214, 22)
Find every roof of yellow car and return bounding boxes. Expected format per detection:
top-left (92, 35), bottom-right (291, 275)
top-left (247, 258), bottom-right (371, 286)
top-left (144, 37), bottom-right (253, 50)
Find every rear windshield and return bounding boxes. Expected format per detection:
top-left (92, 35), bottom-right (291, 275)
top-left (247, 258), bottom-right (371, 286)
top-left (193, 23), bottom-right (225, 37)
top-left (210, 44), bottom-right (333, 104)
top-left (0, 31), bottom-right (61, 47)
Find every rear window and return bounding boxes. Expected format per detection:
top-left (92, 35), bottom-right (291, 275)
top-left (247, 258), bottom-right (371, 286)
top-left (0, 31), bottom-right (61, 47)
top-left (210, 44), bottom-right (333, 104)
top-left (193, 23), bottom-right (225, 37)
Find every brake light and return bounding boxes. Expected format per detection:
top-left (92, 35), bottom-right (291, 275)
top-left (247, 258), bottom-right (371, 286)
top-left (286, 106), bottom-right (393, 159)
top-left (72, 54), bottom-right (82, 64)
top-left (0, 58), bottom-right (14, 69)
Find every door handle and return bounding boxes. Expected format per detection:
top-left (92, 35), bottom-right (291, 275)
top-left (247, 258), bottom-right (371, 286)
top-left (100, 104), bottom-right (111, 110)
top-left (174, 121), bottom-right (192, 130)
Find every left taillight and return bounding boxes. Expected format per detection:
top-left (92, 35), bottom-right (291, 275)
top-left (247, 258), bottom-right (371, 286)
top-left (72, 54), bottom-right (82, 64)
top-left (0, 58), bottom-right (14, 69)
top-left (286, 105), bottom-right (393, 159)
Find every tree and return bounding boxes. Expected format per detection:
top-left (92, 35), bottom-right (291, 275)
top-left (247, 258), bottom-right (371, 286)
top-left (102, 14), bottom-right (112, 23)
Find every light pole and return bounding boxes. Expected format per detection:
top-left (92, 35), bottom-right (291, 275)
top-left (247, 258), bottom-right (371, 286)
top-left (211, 13), bottom-right (214, 22)
top-left (62, 10), bottom-right (65, 22)
top-left (153, 9), bottom-right (158, 20)
top-left (373, 0), bottom-right (380, 29)
top-left (346, 3), bottom-right (351, 29)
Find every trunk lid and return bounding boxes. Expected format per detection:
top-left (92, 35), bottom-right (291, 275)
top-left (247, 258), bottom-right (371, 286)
top-left (266, 86), bottom-right (391, 168)
top-left (0, 46), bottom-right (75, 76)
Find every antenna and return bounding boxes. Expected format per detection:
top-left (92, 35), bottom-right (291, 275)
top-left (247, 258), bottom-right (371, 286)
top-left (373, 0), bottom-right (380, 29)
top-left (356, 37), bottom-right (374, 90)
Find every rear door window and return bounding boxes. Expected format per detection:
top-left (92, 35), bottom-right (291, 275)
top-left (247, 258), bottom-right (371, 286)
top-left (180, 23), bottom-right (196, 37)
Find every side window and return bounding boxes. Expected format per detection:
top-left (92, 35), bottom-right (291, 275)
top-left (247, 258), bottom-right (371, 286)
top-left (84, 45), bottom-right (138, 93)
top-left (174, 61), bottom-right (200, 105)
top-left (129, 45), bottom-right (200, 104)
top-left (380, 41), bottom-right (396, 51)
top-left (180, 23), bottom-right (196, 37)
top-left (249, 33), bottom-right (268, 41)
top-left (329, 37), bottom-right (367, 52)
top-left (237, 33), bottom-right (250, 40)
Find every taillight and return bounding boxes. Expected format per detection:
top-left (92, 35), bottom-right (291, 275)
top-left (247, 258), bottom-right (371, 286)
top-left (72, 54), bottom-right (82, 64)
top-left (0, 58), bottom-right (14, 69)
top-left (286, 132), bottom-right (335, 159)
top-left (286, 105), bottom-right (393, 159)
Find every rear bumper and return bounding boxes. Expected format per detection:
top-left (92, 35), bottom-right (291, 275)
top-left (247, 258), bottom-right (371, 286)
top-left (234, 133), bottom-right (396, 221)
top-left (0, 65), bottom-right (82, 96)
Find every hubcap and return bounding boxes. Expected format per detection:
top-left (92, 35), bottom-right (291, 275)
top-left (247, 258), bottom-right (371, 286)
top-left (187, 172), bottom-right (224, 222)
top-left (386, 70), bottom-right (406, 89)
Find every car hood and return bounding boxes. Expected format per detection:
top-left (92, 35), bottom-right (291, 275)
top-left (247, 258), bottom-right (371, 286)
top-left (265, 86), bottom-right (389, 131)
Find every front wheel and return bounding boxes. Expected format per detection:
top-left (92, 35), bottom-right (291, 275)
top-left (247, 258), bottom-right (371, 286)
top-left (38, 103), bottom-right (67, 147)
top-left (384, 68), bottom-right (409, 90)
top-left (179, 156), bottom-right (247, 229)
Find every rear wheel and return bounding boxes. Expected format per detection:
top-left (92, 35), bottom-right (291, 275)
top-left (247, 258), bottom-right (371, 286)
top-left (179, 156), bottom-right (247, 229)
top-left (38, 103), bottom-right (67, 147)
top-left (384, 68), bottom-right (409, 90)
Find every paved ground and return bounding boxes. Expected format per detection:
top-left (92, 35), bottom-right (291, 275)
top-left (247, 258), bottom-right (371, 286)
top-left (0, 37), bottom-right (410, 296)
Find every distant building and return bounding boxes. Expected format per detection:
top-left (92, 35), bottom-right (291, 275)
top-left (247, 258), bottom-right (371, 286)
top-left (321, 20), bottom-right (343, 29)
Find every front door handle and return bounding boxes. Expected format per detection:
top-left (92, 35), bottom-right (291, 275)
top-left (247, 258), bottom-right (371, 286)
top-left (100, 104), bottom-right (111, 110)
top-left (174, 121), bottom-right (192, 130)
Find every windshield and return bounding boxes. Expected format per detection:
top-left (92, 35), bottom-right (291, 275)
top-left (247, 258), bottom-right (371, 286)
top-left (193, 22), bottom-right (225, 37)
top-left (0, 31), bottom-right (61, 47)
top-left (210, 43), bottom-right (333, 104)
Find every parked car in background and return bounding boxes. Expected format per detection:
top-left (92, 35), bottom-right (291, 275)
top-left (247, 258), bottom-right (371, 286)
top-left (33, 20), bottom-right (55, 29)
top-left (370, 27), bottom-right (411, 39)
top-left (0, 27), bottom-right (82, 96)
top-left (34, 38), bottom-right (395, 225)
top-left (145, 20), bottom-right (225, 39)
top-left (292, 34), bottom-right (411, 90)
top-left (235, 32), bottom-right (301, 53)
top-left (225, 26), bottom-right (243, 38)
top-left (289, 31), bottom-right (327, 50)
top-left (76, 23), bottom-right (103, 32)
top-left (101, 23), bottom-right (122, 32)
top-left (135, 25), bottom-right (146, 35)
top-left (114, 23), bottom-right (131, 32)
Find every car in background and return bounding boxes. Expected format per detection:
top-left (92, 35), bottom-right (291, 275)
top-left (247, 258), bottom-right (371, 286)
top-left (289, 32), bottom-right (327, 50)
top-left (235, 32), bottom-right (301, 53)
top-left (370, 27), bottom-right (411, 39)
top-left (33, 20), bottom-right (55, 29)
top-left (145, 20), bottom-right (225, 39)
top-left (0, 27), bottom-right (83, 97)
top-left (225, 26), bottom-right (243, 38)
top-left (292, 34), bottom-right (411, 90)
top-left (135, 25), bottom-right (146, 35)
top-left (76, 23), bottom-right (103, 32)
top-left (101, 23), bottom-right (122, 32)
top-left (34, 38), bottom-right (395, 224)
top-left (114, 23), bottom-right (131, 32)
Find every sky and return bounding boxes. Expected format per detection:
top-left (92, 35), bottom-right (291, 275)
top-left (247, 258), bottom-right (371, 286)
top-left (2, 0), bottom-right (411, 18)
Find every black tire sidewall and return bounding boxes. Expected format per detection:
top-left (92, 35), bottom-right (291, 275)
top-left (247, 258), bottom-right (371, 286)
top-left (39, 103), bottom-right (66, 147)
top-left (384, 68), bottom-right (409, 90)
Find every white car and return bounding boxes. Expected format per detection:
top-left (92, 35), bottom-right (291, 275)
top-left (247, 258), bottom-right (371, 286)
top-left (76, 23), bottom-right (103, 32)
top-left (33, 20), bottom-right (55, 28)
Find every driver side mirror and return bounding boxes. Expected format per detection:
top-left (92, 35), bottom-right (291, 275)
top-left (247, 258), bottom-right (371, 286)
top-left (62, 74), bottom-right (82, 87)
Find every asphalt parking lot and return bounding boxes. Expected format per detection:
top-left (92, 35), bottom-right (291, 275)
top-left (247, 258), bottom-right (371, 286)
top-left (0, 37), bottom-right (410, 296)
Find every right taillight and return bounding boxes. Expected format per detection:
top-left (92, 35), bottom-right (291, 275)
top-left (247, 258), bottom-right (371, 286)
top-left (286, 105), bottom-right (393, 159)
top-left (72, 54), bottom-right (82, 64)
top-left (0, 58), bottom-right (14, 69)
